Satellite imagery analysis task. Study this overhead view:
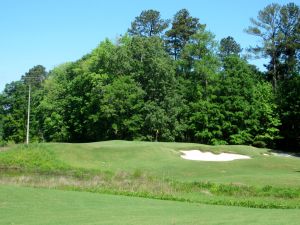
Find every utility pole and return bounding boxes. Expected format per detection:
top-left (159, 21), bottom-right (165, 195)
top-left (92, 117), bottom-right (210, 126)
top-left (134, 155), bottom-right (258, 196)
top-left (26, 84), bottom-right (31, 145)
top-left (23, 65), bottom-right (46, 145)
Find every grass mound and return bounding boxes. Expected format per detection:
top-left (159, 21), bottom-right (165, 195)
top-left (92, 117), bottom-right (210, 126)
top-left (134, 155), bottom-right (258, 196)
top-left (0, 144), bottom-right (69, 172)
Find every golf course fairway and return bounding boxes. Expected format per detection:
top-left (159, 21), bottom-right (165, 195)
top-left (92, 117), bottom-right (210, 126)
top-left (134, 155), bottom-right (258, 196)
top-left (1, 185), bottom-right (299, 225)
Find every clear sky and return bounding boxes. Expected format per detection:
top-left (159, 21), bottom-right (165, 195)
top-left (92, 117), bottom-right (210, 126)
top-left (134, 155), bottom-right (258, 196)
top-left (0, 0), bottom-right (296, 91)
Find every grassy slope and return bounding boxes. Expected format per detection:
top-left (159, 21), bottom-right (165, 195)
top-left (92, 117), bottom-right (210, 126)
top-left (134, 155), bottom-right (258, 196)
top-left (1, 185), bottom-right (300, 225)
top-left (48, 141), bottom-right (300, 187)
top-left (0, 141), bottom-right (299, 210)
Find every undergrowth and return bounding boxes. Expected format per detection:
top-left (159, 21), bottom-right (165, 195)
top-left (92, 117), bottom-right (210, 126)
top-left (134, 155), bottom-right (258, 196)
top-left (0, 144), bottom-right (69, 172)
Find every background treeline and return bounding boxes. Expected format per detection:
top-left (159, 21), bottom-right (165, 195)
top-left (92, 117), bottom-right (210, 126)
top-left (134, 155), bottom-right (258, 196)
top-left (0, 3), bottom-right (299, 151)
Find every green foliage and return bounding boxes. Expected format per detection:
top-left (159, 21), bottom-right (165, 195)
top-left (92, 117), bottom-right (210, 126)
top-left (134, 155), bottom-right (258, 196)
top-left (220, 56), bottom-right (280, 145)
top-left (219, 36), bottom-right (242, 59)
top-left (0, 65), bottom-right (47, 143)
top-left (22, 65), bottom-right (47, 87)
top-left (245, 2), bottom-right (300, 89)
top-left (142, 100), bottom-right (181, 141)
top-left (100, 76), bottom-right (145, 139)
top-left (37, 63), bottom-right (71, 141)
top-left (165, 9), bottom-right (202, 59)
top-left (1, 81), bottom-right (27, 143)
top-left (277, 76), bottom-right (300, 150)
top-left (246, 2), bottom-right (300, 149)
top-left (128, 36), bottom-right (176, 103)
top-left (0, 6), bottom-right (299, 150)
top-left (128, 9), bottom-right (169, 37)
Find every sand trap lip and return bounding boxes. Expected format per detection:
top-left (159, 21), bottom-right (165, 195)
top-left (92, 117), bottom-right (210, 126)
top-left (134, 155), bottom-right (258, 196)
top-left (272, 152), bottom-right (300, 158)
top-left (180, 150), bottom-right (251, 161)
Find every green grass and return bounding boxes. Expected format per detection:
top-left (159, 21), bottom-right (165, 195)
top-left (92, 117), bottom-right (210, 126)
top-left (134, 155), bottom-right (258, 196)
top-left (1, 185), bottom-right (300, 225)
top-left (0, 141), bottom-right (299, 210)
top-left (0, 143), bottom-right (69, 172)
top-left (30, 141), bottom-right (300, 187)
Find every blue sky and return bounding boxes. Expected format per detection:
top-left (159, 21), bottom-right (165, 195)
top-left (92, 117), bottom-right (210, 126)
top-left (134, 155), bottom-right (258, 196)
top-left (0, 0), bottom-right (296, 91)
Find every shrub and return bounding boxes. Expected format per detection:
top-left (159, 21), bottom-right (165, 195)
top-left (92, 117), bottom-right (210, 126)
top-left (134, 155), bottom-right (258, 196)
top-left (0, 140), bottom-right (7, 147)
top-left (252, 141), bottom-right (267, 148)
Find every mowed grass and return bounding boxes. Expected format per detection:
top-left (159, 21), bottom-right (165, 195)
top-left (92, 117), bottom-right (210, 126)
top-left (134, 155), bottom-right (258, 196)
top-left (0, 141), bottom-right (300, 210)
top-left (45, 141), bottom-right (300, 187)
top-left (1, 185), bottom-right (300, 225)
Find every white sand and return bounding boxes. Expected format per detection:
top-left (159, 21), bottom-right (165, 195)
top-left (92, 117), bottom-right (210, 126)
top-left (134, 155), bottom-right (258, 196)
top-left (180, 150), bottom-right (251, 161)
top-left (272, 152), bottom-right (294, 157)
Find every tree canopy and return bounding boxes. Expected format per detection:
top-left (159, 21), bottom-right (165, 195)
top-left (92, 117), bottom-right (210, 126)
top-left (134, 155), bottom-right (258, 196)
top-left (128, 10), bottom-right (169, 37)
top-left (1, 4), bottom-right (299, 151)
top-left (219, 36), bottom-right (242, 59)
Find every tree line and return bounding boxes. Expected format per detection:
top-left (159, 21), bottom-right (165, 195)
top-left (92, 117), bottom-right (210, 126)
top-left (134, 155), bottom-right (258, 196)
top-left (0, 3), bottom-right (299, 151)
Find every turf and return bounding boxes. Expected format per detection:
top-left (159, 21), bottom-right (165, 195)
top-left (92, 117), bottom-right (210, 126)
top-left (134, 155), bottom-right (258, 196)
top-left (46, 141), bottom-right (300, 187)
top-left (0, 141), bottom-right (299, 210)
top-left (0, 185), bottom-right (299, 225)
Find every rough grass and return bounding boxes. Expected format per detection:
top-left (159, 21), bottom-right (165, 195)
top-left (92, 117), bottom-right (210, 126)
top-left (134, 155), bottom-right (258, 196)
top-left (0, 143), bottom-right (69, 172)
top-left (1, 185), bottom-right (300, 225)
top-left (1, 171), bottom-right (299, 209)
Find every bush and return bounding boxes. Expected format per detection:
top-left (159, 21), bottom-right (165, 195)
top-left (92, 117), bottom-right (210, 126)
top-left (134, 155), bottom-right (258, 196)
top-left (0, 140), bottom-right (7, 147)
top-left (211, 139), bottom-right (228, 145)
top-left (252, 141), bottom-right (267, 148)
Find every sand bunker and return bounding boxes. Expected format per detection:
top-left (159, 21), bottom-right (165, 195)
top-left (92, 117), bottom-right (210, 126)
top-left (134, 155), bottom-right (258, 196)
top-left (181, 150), bottom-right (251, 161)
top-left (272, 152), bottom-right (299, 158)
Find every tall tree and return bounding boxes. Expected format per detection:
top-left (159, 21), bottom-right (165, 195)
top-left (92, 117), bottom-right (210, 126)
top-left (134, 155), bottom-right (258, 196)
top-left (277, 76), bottom-right (300, 151)
top-left (246, 2), bottom-right (300, 150)
top-left (277, 3), bottom-right (300, 78)
top-left (128, 10), bottom-right (169, 37)
top-left (0, 65), bottom-right (47, 143)
top-left (275, 3), bottom-right (300, 151)
top-left (245, 3), bottom-right (281, 89)
top-left (38, 63), bottom-right (72, 142)
top-left (100, 76), bottom-right (145, 140)
top-left (0, 81), bottom-right (27, 143)
top-left (219, 36), bottom-right (242, 59)
top-left (179, 26), bottom-right (221, 143)
top-left (129, 36), bottom-right (184, 141)
top-left (219, 56), bottom-right (280, 146)
top-left (0, 94), bottom-right (3, 145)
top-left (128, 36), bottom-right (176, 103)
top-left (180, 26), bottom-right (220, 99)
top-left (165, 9), bottom-right (202, 60)
top-left (245, 3), bottom-right (300, 89)
top-left (22, 65), bottom-right (47, 88)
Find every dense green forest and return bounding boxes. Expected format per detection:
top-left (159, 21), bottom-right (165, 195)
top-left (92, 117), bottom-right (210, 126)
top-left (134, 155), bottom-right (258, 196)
top-left (0, 3), bottom-right (299, 151)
